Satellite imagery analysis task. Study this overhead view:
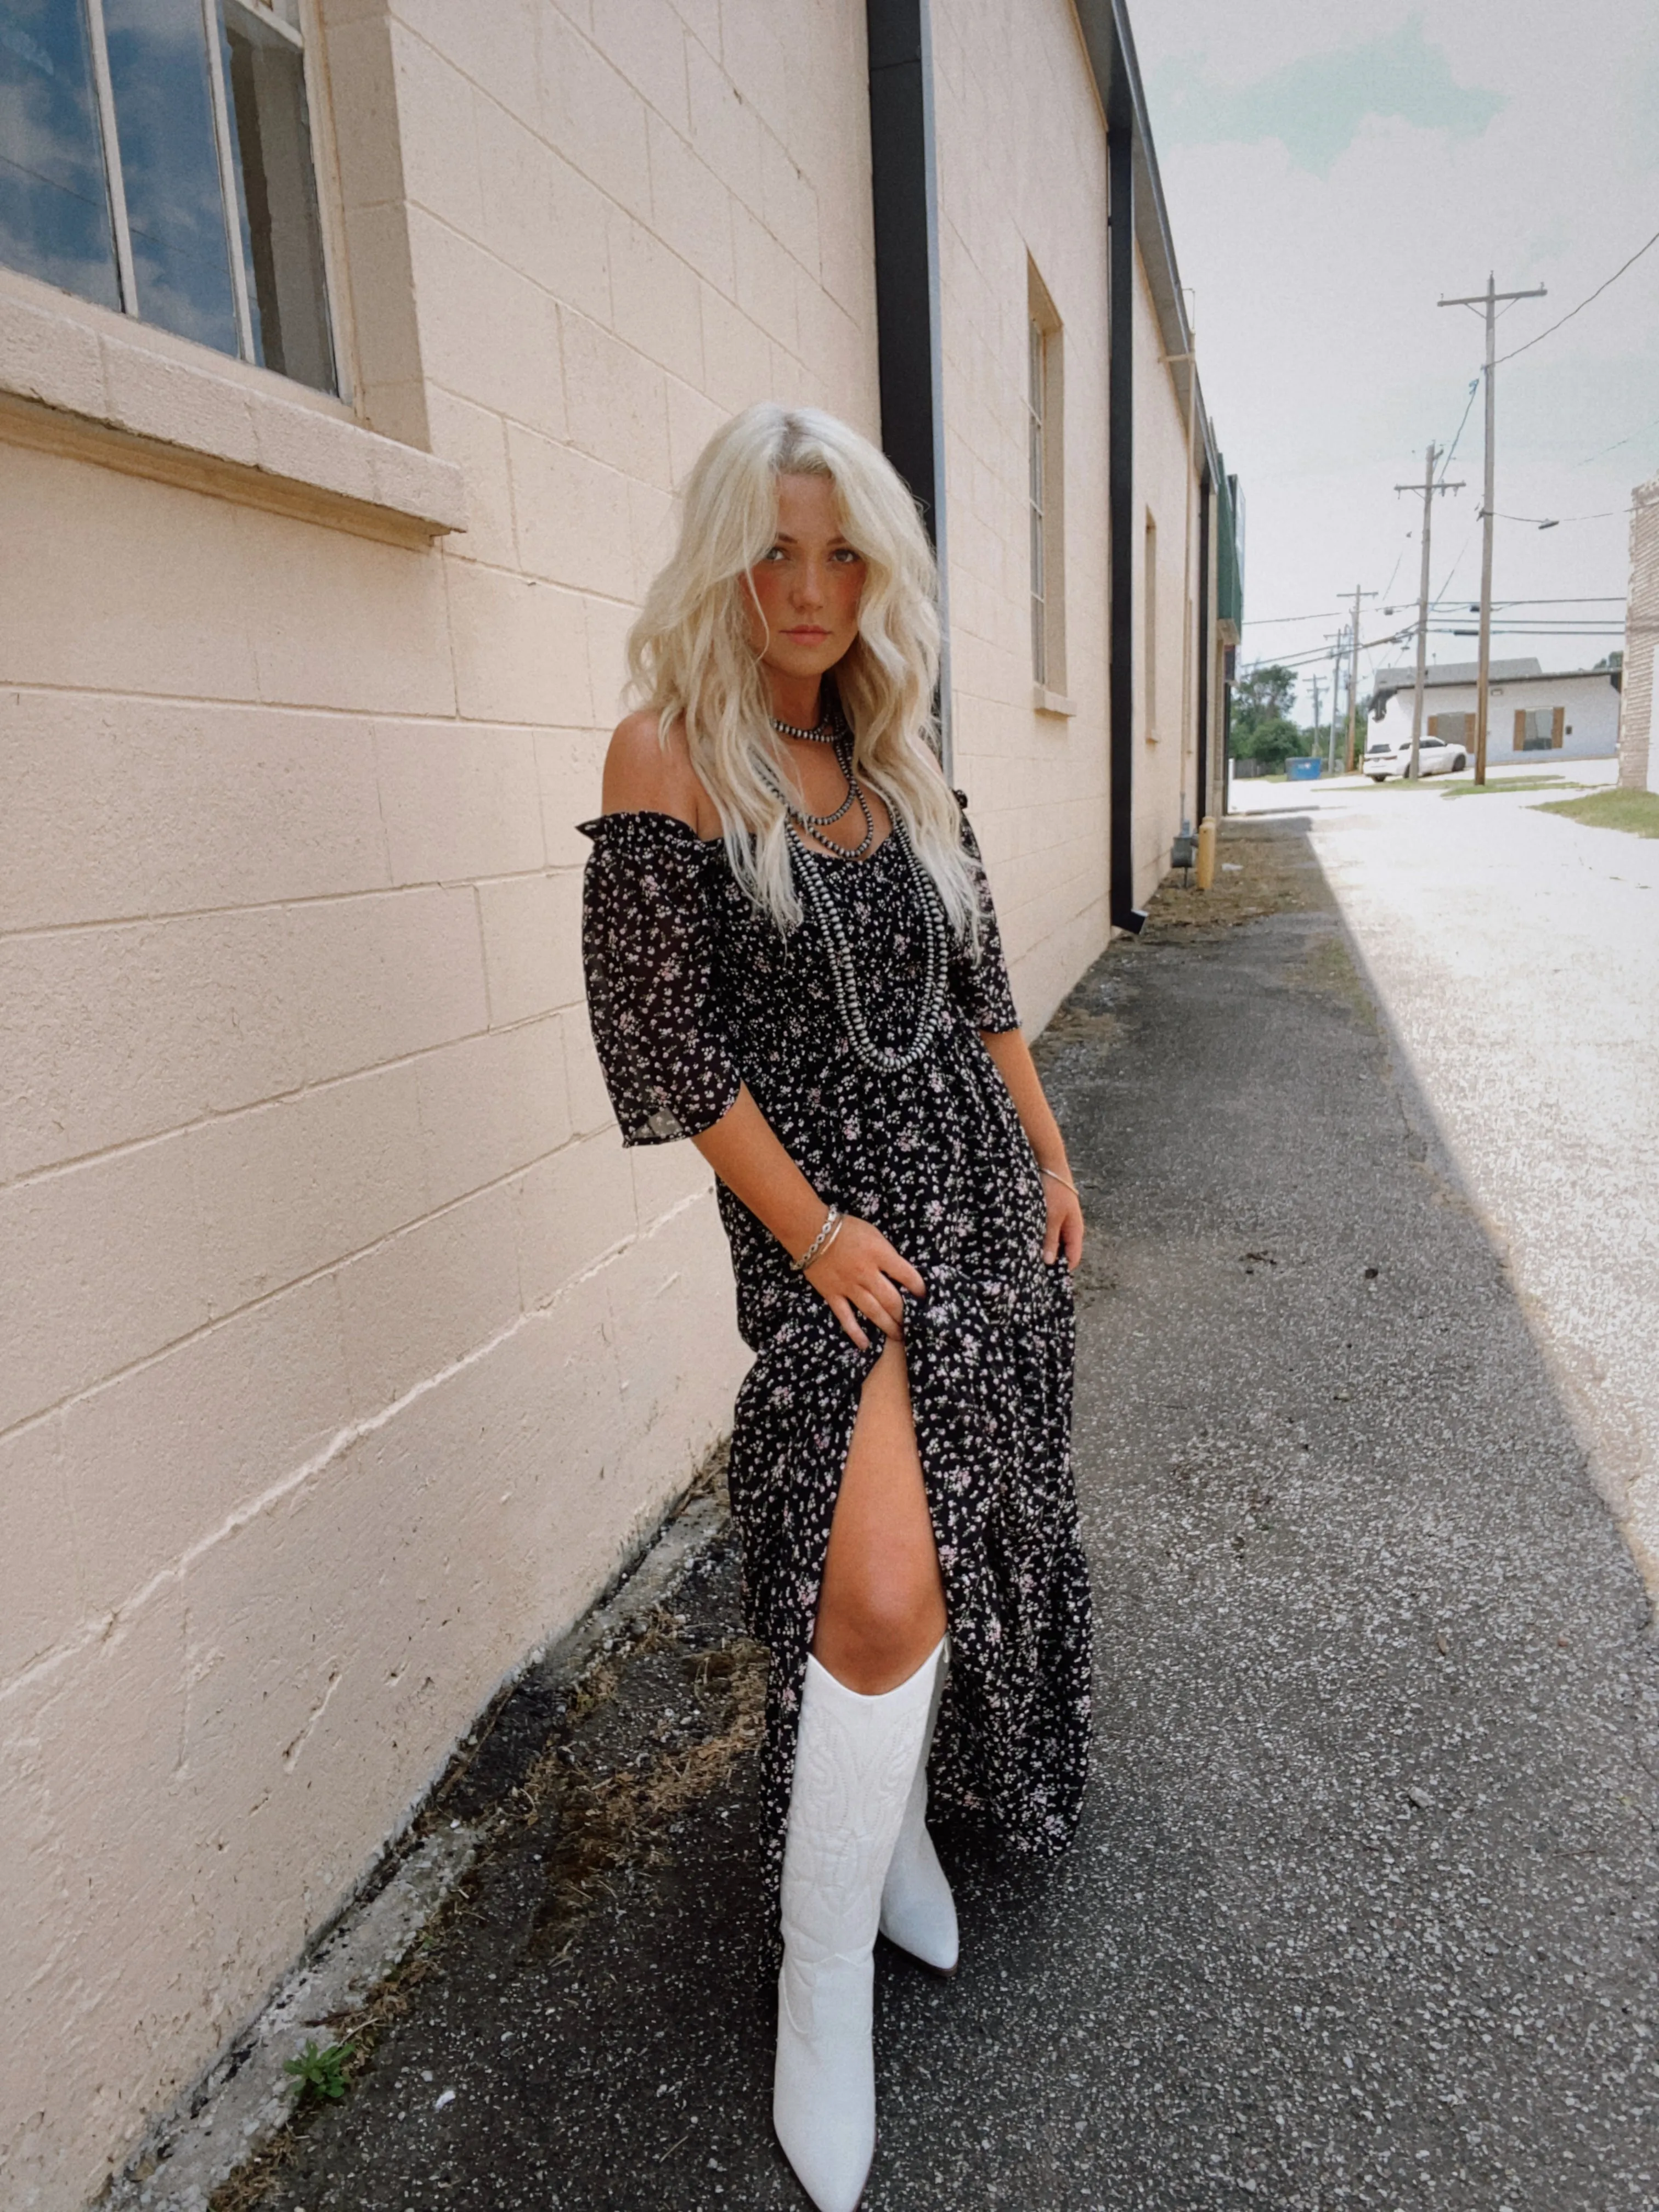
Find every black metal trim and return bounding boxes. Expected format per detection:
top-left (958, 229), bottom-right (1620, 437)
top-left (1108, 120), bottom-right (1137, 930)
top-left (1196, 471), bottom-right (1212, 821)
top-left (866, 0), bottom-right (950, 768)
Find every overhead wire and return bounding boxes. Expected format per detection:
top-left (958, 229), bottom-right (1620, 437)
top-left (1493, 221), bottom-right (1659, 366)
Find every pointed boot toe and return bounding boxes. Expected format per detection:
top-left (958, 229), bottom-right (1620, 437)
top-left (878, 1819), bottom-right (959, 1974)
top-left (772, 1954), bottom-right (875, 2211)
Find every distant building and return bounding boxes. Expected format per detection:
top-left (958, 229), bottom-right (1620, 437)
top-left (1370, 658), bottom-right (1622, 762)
top-left (1618, 473), bottom-right (1659, 792)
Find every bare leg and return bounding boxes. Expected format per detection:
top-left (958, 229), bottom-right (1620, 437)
top-left (812, 1338), bottom-right (947, 1694)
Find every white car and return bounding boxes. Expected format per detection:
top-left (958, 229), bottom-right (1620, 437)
top-left (1363, 731), bottom-right (1468, 781)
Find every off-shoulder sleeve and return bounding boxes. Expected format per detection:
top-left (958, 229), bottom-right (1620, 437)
top-left (949, 791), bottom-right (1020, 1033)
top-left (578, 812), bottom-right (743, 1146)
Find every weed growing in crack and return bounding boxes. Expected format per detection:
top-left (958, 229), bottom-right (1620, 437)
top-left (281, 2038), bottom-right (353, 2104)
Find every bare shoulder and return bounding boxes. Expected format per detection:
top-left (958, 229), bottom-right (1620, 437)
top-left (601, 710), bottom-right (714, 833)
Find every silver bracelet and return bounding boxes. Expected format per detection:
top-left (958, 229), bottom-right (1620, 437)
top-left (792, 1206), bottom-right (845, 1273)
top-left (1041, 1167), bottom-right (1080, 1198)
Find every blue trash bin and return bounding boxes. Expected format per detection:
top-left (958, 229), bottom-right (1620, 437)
top-left (1285, 757), bottom-right (1323, 781)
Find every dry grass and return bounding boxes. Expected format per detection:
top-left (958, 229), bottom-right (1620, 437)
top-left (1534, 788), bottom-right (1659, 839)
top-left (1143, 819), bottom-right (1330, 940)
top-left (520, 1629), bottom-right (769, 1954)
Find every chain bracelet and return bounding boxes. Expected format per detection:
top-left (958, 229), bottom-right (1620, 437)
top-left (792, 1206), bottom-right (845, 1273)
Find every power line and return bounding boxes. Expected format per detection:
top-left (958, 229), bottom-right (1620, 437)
top-left (1572, 413), bottom-right (1659, 468)
top-left (1240, 608), bottom-right (1347, 627)
top-left (1492, 222), bottom-right (1659, 366)
top-left (1438, 377), bottom-right (1481, 479)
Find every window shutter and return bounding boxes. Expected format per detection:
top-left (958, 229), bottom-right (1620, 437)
top-left (1551, 705), bottom-right (1565, 749)
top-left (1514, 709), bottom-right (1526, 751)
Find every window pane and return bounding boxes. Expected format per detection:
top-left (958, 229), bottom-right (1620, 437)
top-left (0, 0), bottom-right (120, 307)
top-left (103, 0), bottom-right (237, 352)
top-left (222, 2), bottom-right (334, 391)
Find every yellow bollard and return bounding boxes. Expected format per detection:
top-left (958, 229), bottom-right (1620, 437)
top-left (1195, 815), bottom-right (1217, 891)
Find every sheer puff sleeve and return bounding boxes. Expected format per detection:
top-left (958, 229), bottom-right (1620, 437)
top-left (949, 792), bottom-right (1020, 1034)
top-left (578, 811), bottom-right (743, 1147)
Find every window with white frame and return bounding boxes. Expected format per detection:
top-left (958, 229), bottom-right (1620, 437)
top-left (1026, 261), bottom-right (1065, 693)
top-left (1028, 317), bottom-right (1047, 685)
top-left (1, 0), bottom-right (337, 391)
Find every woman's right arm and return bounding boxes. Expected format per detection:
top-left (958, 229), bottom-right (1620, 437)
top-left (599, 716), bottom-right (921, 1349)
top-left (691, 1094), bottom-right (922, 1351)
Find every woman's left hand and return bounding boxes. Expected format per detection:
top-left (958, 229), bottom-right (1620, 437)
top-left (1042, 1172), bottom-right (1084, 1271)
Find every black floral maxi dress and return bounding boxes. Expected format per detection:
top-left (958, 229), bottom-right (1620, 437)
top-left (578, 798), bottom-right (1092, 1933)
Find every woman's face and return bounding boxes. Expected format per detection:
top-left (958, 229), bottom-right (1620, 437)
top-left (743, 472), bottom-right (867, 686)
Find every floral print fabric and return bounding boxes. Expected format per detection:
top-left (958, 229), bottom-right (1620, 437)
top-left (579, 801), bottom-right (1092, 1933)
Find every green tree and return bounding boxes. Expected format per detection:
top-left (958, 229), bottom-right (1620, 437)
top-left (1231, 664), bottom-right (1302, 766)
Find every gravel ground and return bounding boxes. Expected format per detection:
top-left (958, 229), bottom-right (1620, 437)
top-left (218, 817), bottom-right (1659, 2212)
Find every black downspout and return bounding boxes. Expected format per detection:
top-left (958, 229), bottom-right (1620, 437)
top-left (1195, 473), bottom-right (1211, 820)
top-left (1107, 119), bottom-right (1142, 931)
top-left (866, 0), bottom-right (952, 771)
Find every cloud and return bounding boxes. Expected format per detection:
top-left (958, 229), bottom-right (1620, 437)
top-left (1148, 18), bottom-right (1505, 176)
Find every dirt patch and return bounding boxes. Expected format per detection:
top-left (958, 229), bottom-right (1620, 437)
top-left (1142, 816), bottom-right (1331, 940)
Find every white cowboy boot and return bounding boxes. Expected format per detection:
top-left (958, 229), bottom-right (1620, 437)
top-left (878, 1638), bottom-right (958, 1974)
top-left (774, 1645), bottom-right (942, 2212)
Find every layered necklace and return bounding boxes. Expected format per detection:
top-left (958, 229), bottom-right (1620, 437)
top-left (768, 710), bottom-right (949, 1074)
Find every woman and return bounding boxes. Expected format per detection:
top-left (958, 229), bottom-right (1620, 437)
top-left (580, 403), bottom-right (1091, 2212)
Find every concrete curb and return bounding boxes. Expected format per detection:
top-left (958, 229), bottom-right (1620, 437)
top-left (103, 1487), bottom-right (728, 2211)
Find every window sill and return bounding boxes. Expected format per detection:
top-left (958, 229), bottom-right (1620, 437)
top-left (1032, 686), bottom-right (1076, 717)
top-left (0, 273), bottom-right (466, 547)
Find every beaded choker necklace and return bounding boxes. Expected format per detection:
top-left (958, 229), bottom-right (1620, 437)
top-left (766, 729), bottom-right (877, 860)
top-left (771, 710), bottom-right (842, 744)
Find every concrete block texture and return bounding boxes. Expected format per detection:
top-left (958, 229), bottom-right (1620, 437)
top-left (1, 0), bottom-right (895, 2199)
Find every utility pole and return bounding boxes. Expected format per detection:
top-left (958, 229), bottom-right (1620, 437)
top-left (1329, 630), bottom-right (1344, 771)
top-left (1437, 275), bottom-right (1546, 783)
top-left (1311, 672), bottom-right (1322, 758)
top-left (1341, 585), bottom-right (1375, 771)
top-left (1395, 444), bottom-right (1465, 779)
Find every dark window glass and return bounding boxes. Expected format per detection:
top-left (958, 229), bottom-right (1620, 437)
top-left (101, 0), bottom-right (236, 352)
top-left (222, 2), bottom-right (332, 390)
top-left (0, 0), bottom-right (120, 307)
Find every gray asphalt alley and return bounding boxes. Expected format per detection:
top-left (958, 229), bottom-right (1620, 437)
top-left (230, 816), bottom-right (1659, 2212)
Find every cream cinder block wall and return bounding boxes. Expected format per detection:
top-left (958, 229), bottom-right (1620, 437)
top-left (930, 0), bottom-right (1113, 1035)
top-left (1131, 248), bottom-right (1199, 905)
top-left (0, 3), bottom-right (879, 2204)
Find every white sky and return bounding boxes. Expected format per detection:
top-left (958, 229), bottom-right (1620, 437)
top-left (1131, 0), bottom-right (1659, 717)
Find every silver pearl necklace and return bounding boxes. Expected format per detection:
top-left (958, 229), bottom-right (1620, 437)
top-left (771, 711), bottom-right (842, 744)
top-left (790, 816), bottom-right (950, 1073)
top-left (769, 733), bottom-right (877, 857)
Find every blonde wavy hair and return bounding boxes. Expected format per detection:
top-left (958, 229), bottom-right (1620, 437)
top-left (627, 402), bottom-right (979, 940)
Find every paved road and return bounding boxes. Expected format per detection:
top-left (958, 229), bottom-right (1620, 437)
top-left (1235, 764), bottom-right (1659, 1594)
top-left (229, 816), bottom-right (1659, 2212)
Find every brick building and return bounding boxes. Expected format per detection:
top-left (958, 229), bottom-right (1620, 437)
top-left (1618, 471), bottom-right (1659, 792)
top-left (0, 2), bottom-right (1240, 2199)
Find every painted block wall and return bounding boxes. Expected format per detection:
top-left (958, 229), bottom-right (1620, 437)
top-left (0, 3), bottom-right (879, 2204)
top-left (1131, 249), bottom-right (1200, 906)
top-left (930, 0), bottom-right (1113, 1034)
top-left (1619, 474), bottom-right (1658, 792)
